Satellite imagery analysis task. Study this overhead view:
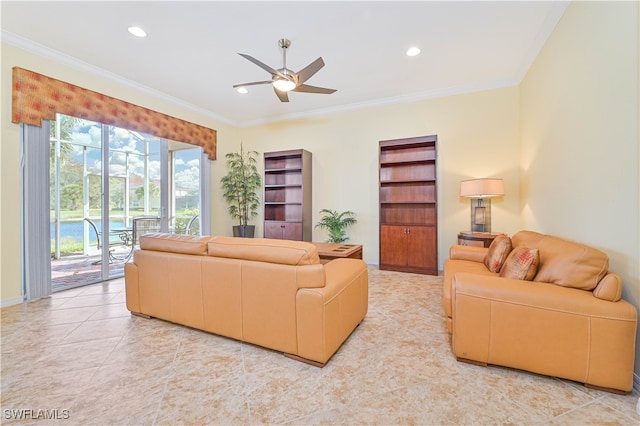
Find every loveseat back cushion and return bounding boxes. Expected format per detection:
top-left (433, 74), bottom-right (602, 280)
top-left (207, 236), bottom-right (320, 266)
top-left (512, 230), bottom-right (609, 291)
top-left (139, 233), bottom-right (212, 255)
top-left (592, 273), bottom-right (623, 302)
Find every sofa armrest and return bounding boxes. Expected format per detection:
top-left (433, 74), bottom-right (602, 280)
top-left (449, 245), bottom-right (488, 263)
top-left (593, 273), bottom-right (622, 302)
top-left (124, 262), bottom-right (140, 313)
top-left (452, 272), bottom-right (637, 392)
top-left (295, 259), bottom-right (368, 364)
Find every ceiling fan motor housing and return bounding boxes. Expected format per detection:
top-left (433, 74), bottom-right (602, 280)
top-left (278, 38), bottom-right (291, 49)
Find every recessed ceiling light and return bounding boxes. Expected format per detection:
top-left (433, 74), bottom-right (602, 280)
top-left (237, 87), bottom-right (248, 94)
top-left (128, 26), bottom-right (147, 38)
top-left (406, 47), bottom-right (421, 57)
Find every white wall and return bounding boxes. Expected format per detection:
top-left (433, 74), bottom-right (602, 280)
top-left (520, 1), bottom-right (640, 381)
top-left (238, 87), bottom-right (522, 265)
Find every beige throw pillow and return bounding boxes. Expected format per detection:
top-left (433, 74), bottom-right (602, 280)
top-left (483, 234), bottom-right (512, 273)
top-left (499, 246), bottom-right (539, 280)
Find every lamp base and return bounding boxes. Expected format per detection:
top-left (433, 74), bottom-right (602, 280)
top-left (470, 199), bottom-right (492, 233)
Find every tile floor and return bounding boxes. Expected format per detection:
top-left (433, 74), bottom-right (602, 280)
top-left (1, 267), bottom-right (638, 425)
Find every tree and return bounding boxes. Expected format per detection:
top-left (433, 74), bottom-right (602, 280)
top-left (135, 183), bottom-right (160, 203)
top-left (221, 144), bottom-right (261, 226)
top-left (50, 116), bottom-right (82, 164)
top-left (60, 184), bottom-right (83, 210)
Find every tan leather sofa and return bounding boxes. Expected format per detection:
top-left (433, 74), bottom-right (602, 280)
top-left (443, 230), bottom-right (637, 393)
top-left (125, 234), bottom-right (368, 366)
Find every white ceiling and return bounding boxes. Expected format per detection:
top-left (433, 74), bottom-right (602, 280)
top-left (1, 1), bottom-right (569, 127)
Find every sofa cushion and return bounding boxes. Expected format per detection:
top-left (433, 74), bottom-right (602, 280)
top-left (513, 231), bottom-right (609, 291)
top-left (207, 236), bottom-right (320, 266)
top-left (139, 233), bottom-right (211, 255)
top-left (483, 234), bottom-right (512, 273)
top-left (499, 246), bottom-right (539, 281)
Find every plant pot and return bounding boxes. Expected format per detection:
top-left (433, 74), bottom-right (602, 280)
top-left (232, 225), bottom-right (255, 238)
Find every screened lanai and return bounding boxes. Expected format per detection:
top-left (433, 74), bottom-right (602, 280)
top-left (50, 114), bottom-right (203, 291)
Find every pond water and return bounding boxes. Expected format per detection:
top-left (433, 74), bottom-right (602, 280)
top-left (51, 219), bottom-right (126, 243)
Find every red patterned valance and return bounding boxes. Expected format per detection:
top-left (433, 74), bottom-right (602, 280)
top-left (11, 67), bottom-right (216, 160)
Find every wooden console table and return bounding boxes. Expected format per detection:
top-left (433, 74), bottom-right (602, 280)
top-left (312, 243), bottom-right (363, 264)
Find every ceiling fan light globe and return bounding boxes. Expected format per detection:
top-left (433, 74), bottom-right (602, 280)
top-left (273, 79), bottom-right (296, 92)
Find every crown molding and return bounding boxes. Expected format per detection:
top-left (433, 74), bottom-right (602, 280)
top-left (237, 78), bottom-right (519, 128)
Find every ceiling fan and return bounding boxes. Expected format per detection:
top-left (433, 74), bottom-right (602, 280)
top-left (233, 38), bottom-right (337, 102)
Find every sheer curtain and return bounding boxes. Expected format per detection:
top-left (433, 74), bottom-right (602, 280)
top-left (21, 122), bottom-right (52, 301)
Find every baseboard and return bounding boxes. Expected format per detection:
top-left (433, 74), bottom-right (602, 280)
top-left (1, 296), bottom-right (24, 308)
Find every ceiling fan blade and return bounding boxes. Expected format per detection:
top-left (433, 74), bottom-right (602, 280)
top-left (295, 57), bottom-right (325, 85)
top-left (273, 87), bottom-right (289, 102)
top-left (238, 53), bottom-right (286, 79)
top-left (232, 81), bottom-right (272, 88)
top-left (292, 84), bottom-right (337, 94)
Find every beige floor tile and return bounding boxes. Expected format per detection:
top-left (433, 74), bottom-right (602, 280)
top-left (87, 302), bottom-right (130, 320)
top-left (54, 293), bottom-right (120, 309)
top-left (61, 316), bottom-right (133, 343)
top-left (156, 376), bottom-right (251, 425)
top-left (32, 306), bottom-right (99, 326)
top-left (549, 399), bottom-right (639, 425)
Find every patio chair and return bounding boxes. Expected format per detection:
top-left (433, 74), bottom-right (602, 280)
top-left (132, 216), bottom-right (161, 246)
top-left (185, 214), bottom-right (200, 235)
top-left (83, 218), bottom-right (126, 263)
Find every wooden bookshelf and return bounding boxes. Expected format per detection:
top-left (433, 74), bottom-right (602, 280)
top-left (379, 136), bottom-right (438, 274)
top-left (263, 149), bottom-right (312, 241)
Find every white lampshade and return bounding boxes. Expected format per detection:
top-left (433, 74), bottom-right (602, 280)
top-left (273, 79), bottom-right (296, 92)
top-left (460, 178), bottom-right (504, 198)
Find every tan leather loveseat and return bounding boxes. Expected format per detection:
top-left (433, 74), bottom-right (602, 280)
top-left (443, 230), bottom-right (637, 393)
top-left (125, 233), bottom-right (368, 366)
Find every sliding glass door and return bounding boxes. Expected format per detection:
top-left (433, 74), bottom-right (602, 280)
top-left (49, 114), bottom-right (206, 291)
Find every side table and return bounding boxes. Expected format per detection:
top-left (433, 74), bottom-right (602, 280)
top-left (312, 242), bottom-right (363, 264)
top-left (457, 231), bottom-right (501, 248)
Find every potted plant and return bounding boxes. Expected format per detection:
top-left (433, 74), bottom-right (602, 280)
top-left (221, 144), bottom-right (262, 237)
top-left (315, 209), bottom-right (357, 243)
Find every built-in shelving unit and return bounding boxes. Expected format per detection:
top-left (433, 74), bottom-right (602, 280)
top-left (263, 149), bottom-right (312, 241)
top-left (379, 136), bottom-right (438, 274)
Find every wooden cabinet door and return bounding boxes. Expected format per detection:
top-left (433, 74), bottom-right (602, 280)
top-left (264, 221), bottom-right (284, 239)
top-left (264, 221), bottom-right (302, 240)
top-left (281, 222), bottom-right (302, 241)
top-left (380, 225), bottom-right (408, 267)
top-left (406, 226), bottom-right (437, 271)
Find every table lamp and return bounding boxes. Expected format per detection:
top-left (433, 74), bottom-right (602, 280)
top-left (460, 178), bottom-right (504, 233)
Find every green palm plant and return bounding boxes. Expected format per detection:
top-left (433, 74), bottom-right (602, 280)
top-left (315, 209), bottom-right (357, 243)
top-left (221, 144), bottom-right (262, 228)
